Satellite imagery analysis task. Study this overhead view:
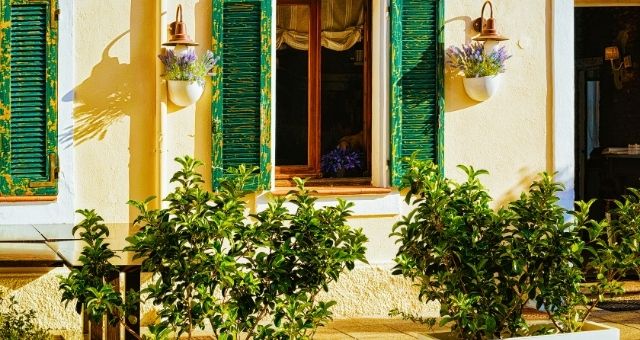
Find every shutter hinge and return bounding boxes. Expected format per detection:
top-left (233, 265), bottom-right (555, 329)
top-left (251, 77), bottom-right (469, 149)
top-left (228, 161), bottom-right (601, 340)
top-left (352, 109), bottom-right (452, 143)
top-left (29, 153), bottom-right (58, 188)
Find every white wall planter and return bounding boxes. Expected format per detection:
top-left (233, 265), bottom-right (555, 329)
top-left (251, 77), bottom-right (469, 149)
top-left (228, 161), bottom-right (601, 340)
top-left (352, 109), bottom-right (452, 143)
top-left (423, 321), bottom-right (619, 340)
top-left (462, 74), bottom-right (503, 102)
top-left (167, 80), bottom-right (204, 107)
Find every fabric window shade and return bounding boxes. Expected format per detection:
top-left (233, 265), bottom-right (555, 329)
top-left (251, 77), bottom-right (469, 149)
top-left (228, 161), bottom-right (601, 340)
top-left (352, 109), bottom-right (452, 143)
top-left (276, 0), bottom-right (364, 51)
top-left (212, 0), bottom-right (272, 191)
top-left (390, 0), bottom-right (444, 187)
top-left (0, 0), bottom-right (58, 196)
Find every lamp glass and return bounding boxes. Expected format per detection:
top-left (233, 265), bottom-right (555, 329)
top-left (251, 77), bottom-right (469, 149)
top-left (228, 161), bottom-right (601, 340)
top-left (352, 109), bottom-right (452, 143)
top-left (605, 46), bottom-right (620, 61)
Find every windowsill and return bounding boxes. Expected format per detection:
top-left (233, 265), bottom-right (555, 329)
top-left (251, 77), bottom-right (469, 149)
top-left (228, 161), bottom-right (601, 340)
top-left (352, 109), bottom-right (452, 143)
top-left (0, 196), bottom-right (57, 202)
top-left (271, 186), bottom-right (391, 196)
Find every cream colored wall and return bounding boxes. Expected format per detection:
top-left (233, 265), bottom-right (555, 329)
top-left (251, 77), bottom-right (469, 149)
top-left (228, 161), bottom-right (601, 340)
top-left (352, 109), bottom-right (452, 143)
top-left (73, 0), bottom-right (158, 223)
top-left (68, 2), bottom-right (555, 223)
top-left (443, 0), bottom-right (552, 207)
top-left (0, 0), bottom-right (562, 334)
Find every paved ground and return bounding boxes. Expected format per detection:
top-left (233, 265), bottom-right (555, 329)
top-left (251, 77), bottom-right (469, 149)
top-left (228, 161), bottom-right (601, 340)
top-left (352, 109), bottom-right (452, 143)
top-left (316, 282), bottom-right (640, 339)
top-left (317, 310), bottom-right (640, 339)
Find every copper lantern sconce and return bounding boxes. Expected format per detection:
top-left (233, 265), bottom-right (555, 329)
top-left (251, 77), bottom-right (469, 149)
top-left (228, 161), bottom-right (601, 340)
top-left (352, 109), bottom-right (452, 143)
top-left (163, 4), bottom-right (198, 47)
top-left (472, 1), bottom-right (509, 42)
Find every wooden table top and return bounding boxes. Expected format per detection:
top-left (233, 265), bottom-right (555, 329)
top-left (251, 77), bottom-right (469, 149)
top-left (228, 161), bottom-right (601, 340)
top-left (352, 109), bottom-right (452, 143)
top-left (0, 224), bottom-right (141, 269)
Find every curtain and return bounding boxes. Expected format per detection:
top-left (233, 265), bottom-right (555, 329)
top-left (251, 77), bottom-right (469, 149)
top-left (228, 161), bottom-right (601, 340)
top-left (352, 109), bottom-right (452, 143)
top-left (276, 0), bottom-right (364, 52)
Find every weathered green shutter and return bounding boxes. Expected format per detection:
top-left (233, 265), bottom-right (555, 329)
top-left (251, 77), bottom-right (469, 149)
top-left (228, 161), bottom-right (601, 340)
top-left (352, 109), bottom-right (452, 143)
top-left (390, 0), bottom-right (443, 187)
top-left (212, 0), bottom-right (271, 190)
top-left (0, 0), bottom-right (58, 196)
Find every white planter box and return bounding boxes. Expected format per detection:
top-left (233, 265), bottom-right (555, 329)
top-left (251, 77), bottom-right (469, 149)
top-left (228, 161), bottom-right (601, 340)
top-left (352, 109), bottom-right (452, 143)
top-left (167, 79), bottom-right (204, 106)
top-left (422, 321), bottom-right (619, 340)
top-left (462, 74), bottom-right (502, 102)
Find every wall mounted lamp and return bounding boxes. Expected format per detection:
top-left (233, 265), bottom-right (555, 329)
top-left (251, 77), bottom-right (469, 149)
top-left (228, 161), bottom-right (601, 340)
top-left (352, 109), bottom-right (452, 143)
top-left (161, 5), bottom-right (204, 107)
top-left (604, 46), bottom-right (631, 90)
top-left (472, 1), bottom-right (509, 42)
top-left (163, 4), bottom-right (198, 47)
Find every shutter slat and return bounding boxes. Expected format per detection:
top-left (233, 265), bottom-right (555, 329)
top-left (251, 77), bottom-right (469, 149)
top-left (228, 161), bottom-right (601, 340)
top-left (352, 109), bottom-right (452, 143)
top-left (390, 0), bottom-right (442, 186)
top-left (220, 2), bottom-right (262, 170)
top-left (212, 0), bottom-right (271, 190)
top-left (10, 4), bottom-right (48, 180)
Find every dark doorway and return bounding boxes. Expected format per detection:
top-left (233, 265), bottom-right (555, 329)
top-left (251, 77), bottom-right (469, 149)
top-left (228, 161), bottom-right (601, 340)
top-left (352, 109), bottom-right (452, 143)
top-left (575, 6), bottom-right (640, 218)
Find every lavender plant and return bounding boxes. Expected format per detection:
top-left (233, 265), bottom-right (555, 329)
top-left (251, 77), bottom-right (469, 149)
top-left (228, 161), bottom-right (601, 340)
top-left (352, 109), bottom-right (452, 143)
top-left (446, 42), bottom-right (510, 78)
top-left (321, 148), bottom-right (362, 177)
top-left (158, 49), bottom-right (218, 85)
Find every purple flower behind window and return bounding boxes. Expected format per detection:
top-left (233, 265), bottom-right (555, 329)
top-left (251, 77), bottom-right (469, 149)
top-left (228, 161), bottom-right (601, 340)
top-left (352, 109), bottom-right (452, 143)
top-left (321, 148), bottom-right (363, 177)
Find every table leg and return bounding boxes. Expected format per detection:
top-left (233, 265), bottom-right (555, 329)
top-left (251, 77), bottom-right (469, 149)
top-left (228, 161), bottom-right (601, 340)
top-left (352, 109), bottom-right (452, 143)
top-left (125, 270), bottom-right (141, 340)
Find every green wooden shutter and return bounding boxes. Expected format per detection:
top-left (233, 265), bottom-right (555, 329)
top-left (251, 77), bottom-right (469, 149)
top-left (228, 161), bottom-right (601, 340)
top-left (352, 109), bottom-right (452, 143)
top-left (390, 0), bottom-right (444, 187)
top-left (212, 0), bottom-right (271, 191)
top-left (0, 0), bottom-right (58, 196)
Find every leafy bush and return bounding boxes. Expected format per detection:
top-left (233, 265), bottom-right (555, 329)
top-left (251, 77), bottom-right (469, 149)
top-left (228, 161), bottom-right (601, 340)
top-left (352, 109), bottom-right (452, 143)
top-left (122, 156), bottom-right (368, 339)
top-left (0, 290), bottom-right (50, 340)
top-left (58, 209), bottom-right (141, 339)
top-left (391, 158), bottom-right (640, 339)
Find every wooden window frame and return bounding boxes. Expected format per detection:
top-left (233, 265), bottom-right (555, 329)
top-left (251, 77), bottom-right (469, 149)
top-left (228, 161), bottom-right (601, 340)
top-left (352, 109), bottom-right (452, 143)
top-left (275, 0), bottom-right (372, 186)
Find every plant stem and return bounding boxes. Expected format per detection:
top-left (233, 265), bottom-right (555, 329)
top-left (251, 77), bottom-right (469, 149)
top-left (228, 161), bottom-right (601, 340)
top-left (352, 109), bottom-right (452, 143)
top-left (121, 320), bottom-right (142, 340)
top-left (545, 309), bottom-right (562, 332)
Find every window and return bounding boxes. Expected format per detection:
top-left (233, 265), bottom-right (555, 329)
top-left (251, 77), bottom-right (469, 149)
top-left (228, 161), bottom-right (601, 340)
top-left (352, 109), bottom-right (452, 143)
top-left (275, 0), bottom-right (371, 185)
top-left (211, 0), bottom-right (443, 191)
top-left (0, 0), bottom-right (59, 197)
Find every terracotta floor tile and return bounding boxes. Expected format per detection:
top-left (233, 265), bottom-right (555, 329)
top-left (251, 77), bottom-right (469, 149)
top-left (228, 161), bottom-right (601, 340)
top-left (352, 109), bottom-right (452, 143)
top-left (314, 328), bottom-right (355, 340)
top-left (596, 311), bottom-right (640, 322)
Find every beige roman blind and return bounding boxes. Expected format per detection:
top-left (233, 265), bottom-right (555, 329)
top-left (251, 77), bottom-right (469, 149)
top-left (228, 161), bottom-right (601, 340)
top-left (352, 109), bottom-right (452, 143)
top-left (276, 0), bottom-right (364, 51)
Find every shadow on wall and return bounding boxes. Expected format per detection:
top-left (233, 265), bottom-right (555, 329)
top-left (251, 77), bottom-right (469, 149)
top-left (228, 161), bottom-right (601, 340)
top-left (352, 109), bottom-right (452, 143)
top-left (494, 167), bottom-right (539, 209)
top-left (443, 15), bottom-right (483, 113)
top-left (193, 0), bottom-right (213, 187)
top-left (60, 0), bottom-right (158, 224)
top-left (61, 31), bottom-right (133, 146)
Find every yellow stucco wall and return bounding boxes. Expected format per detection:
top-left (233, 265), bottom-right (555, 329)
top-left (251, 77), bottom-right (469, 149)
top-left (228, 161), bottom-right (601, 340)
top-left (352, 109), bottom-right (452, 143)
top-left (71, 0), bottom-right (553, 222)
top-left (73, 0), bottom-right (158, 223)
top-left (443, 0), bottom-right (551, 206)
top-left (1, 0), bottom-right (561, 335)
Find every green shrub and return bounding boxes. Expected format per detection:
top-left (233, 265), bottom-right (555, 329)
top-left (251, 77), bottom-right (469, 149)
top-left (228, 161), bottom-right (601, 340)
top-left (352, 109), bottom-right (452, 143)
top-left (391, 158), bottom-right (640, 339)
top-left (58, 209), bottom-right (141, 339)
top-left (0, 290), bottom-right (50, 340)
top-left (60, 156), bottom-right (367, 340)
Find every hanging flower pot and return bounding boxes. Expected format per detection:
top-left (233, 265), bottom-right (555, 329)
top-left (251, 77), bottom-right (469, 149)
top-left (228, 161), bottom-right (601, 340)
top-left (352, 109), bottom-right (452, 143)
top-left (463, 74), bottom-right (502, 102)
top-left (167, 80), bottom-right (204, 107)
top-left (446, 42), bottom-right (511, 102)
top-left (158, 48), bottom-right (219, 107)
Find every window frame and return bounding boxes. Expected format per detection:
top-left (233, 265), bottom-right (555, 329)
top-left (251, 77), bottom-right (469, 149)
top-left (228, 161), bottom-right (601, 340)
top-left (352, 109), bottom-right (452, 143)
top-left (274, 0), bottom-right (373, 185)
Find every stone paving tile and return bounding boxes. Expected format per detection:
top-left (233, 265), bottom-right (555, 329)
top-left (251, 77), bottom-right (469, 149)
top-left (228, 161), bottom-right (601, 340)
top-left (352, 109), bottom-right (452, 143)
top-left (314, 327), bottom-right (355, 340)
top-left (595, 311), bottom-right (640, 322)
top-left (594, 321), bottom-right (640, 340)
top-left (328, 323), bottom-right (417, 339)
top-left (322, 316), bottom-right (640, 339)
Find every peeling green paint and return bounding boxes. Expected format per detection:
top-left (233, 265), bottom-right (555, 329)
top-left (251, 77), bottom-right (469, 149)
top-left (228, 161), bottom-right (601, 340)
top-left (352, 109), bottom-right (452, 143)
top-left (390, 0), bottom-right (444, 187)
top-left (436, 0), bottom-right (444, 173)
top-left (0, 0), bottom-right (58, 197)
top-left (211, 0), bottom-right (271, 191)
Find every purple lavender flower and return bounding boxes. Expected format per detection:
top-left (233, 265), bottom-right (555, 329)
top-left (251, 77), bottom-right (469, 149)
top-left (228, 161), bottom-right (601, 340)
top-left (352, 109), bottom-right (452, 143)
top-left (321, 148), bottom-right (363, 177)
top-left (446, 42), bottom-right (511, 78)
top-left (158, 49), bottom-right (219, 84)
